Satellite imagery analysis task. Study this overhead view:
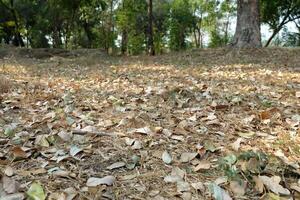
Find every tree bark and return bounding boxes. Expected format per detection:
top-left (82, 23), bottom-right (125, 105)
top-left (231, 0), bottom-right (261, 48)
top-left (147, 0), bottom-right (155, 55)
top-left (121, 30), bottom-right (128, 55)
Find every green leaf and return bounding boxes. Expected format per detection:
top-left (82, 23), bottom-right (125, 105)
top-left (4, 127), bottom-right (15, 137)
top-left (223, 155), bottom-right (237, 165)
top-left (26, 182), bottom-right (46, 200)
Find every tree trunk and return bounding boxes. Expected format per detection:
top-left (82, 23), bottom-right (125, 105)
top-left (231, 0), bottom-right (261, 48)
top-left (53, 27), bottom-right (62, 48)
top-left (147, 0), bottom-right (155, 55)
top-left (121, 30), bottom-right (128, 55)
top-left (193, 29), bottom-right (199, 48)
top-left (83, 22), bottom-right (92, 48)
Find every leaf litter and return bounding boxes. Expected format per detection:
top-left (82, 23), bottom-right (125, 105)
top-left (0, 48), bottom-right (300, 199)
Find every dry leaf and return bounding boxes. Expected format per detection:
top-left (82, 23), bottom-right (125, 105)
top-left (11, 146), bottom-right (28, 159)
top-left (2, 176), bottom-right (19, 194)
top-left (231, 138), bottom-right (243, 151)
top-left (229, 180), bottom-right (246, 196)
top-left (253, 176), bottom-right (264, 194)
top-left (86, 176), bottom-right (115, 187)
top-left (180, 152), bottom-right (198, 163)
top-left (208, 183), bottom-right (232, 200)
top-left (177, 181), bottom-right (190, 193)
top-left (162, 151), bottom-right (172, 164)
top-left (69, 145), bottom-right (82, 157)
top-left (191, 182), bottom-right (205, 192)
top-left (107, 162), bottom-right (126, 170)
top-left (4, 166), bottom-right (14, 177)
top-left (133, 127), bottom-right (152, 135)
top-left (35, 135), bottom-right (50, 147)
top-left (58, 131), bottom-right (73, 142)
top-left (194, 160), bottom-right (211, 171)
top-left (258, 175), bottom-right (290, 195)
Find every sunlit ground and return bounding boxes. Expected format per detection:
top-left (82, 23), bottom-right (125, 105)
top-left (0, 47), bottom-right (300, 199)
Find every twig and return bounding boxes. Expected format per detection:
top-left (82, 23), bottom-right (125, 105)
top-left (72, 129), bottom-right (116, 137)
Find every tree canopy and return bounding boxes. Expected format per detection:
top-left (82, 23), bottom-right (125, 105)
top-left (0, 0), bottom-right (299, 54)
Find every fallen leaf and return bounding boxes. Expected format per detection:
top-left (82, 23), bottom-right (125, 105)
top-left (132, 140), bottom-right (142, 150)
top-left (35, 135), bottom-right (49, 147)
top-left (181, 192), bottom-right (192, 200)
top-left (133, 127), bottom-right (152, 135)
top-left (4, 166), bottom-right (14, 177)
top-left (2, 176), bottom-right (19, 194)
top-left (11, 146), bottom-right (28, 160)
top-left (48, 193), bottom-right (66, 200)
top-left (164, 167), bottom-right (185, 183)
top-left (69, 145), bottom-right (82, 157)
top-left (191, 182), bottom-right (205, 192)
top-left (296, 91), bottom-right (300, 98)
top-left (214, 177), bottom-right (228, 185)
top-left (58, 131), bottom-right (72, 142)
top-left (164, 175), bottom-right (183, 183)
top-left (26, 182), bottom-right (46, 200)
top-left (86, 176), bottom-right (115, 187)
top-left (208, 183), bottom-right (232, 200)
top-left (180, 152), bottom-right (198, 163)
top-left (253, 176), bottom-right (264, 194)
top-left (162, 151), bottom-right (172, 164)
top-left (231, 138), bottom-right (243, 151)
top-left (194, 160), bottom-right (211, 171)
top-left (258, 175), bottom-right (290, 195)
top-left (229, 180), bottom-right (246, 196)
top-left (238, 132), bottom-right (255, 139)
top-left (64, 187), bottom-right (77, 200)
top-left (107, 162), bottom-right (126, 170)
top-left (177, 181), bottom-right (190, 193)
top-left (124, 138), bottom-right (135, 146)
top-left (204, 141), bottom-right (218, 152)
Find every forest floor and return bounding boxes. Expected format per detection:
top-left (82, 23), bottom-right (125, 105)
top-left (0, 47), bottom-right (300, 200)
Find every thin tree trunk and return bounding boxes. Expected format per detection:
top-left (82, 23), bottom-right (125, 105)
top-left (83, 22), bottom-right (92, 48)
top-left (264, 13), bottom-right (293, 47)
top-left (147, 0), bottom-right (155, 55)
top-left (121, 30), bottom-right (128, 55)
top-left (193, 29), bottom-right (199, 48)
top-left (231, 0), bottom-right (261, 48)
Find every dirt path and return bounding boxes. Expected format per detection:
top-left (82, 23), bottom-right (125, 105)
top-left (0, 48), bottom-right (300, 199)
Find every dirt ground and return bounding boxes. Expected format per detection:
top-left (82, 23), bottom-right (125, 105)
top-left (0, 47), bottom-right (300, 200)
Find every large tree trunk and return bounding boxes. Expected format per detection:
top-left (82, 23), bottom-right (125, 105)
top-left (231, 0), bottom-right (261, 48)
top-left (147, 0), bottom-right (155, 55)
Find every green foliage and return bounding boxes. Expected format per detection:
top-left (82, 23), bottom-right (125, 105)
top-left (218, 154), bottom-right (239, 180)
top-left (218, 151), bottom-right (268, 181)
top-left (0, 0), bottom-right (299, 51)
top-left (169, 0), bottom-right (194, 51)
top-left (208, 29), bottom-right (229, 47)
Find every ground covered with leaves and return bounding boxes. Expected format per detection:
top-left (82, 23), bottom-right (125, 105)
top-left (0, 47), bottom-right (300, 200)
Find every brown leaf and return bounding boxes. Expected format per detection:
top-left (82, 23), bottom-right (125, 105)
top-left (253, 176), bottom-right (264, 194)
top-left (11, 146), bottom-right (28, 160)
top-left (193, 161), bottom-right (211, 171)
top-left (229, 180), bottom-right (246, 196)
